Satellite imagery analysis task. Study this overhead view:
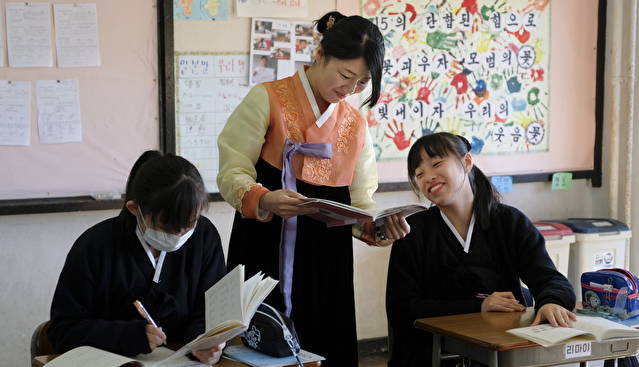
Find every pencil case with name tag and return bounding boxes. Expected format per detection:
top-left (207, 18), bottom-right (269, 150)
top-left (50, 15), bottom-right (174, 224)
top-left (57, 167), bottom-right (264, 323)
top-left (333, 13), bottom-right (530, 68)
top-left (581, 268), bottom-right (639, 320)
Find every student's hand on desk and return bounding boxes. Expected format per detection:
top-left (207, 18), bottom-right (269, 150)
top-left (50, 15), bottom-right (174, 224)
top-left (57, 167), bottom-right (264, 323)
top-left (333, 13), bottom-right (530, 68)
top-left (192, 342), bottom-right (225, 366)
top-left (481, 292), bottom-right (526, 312)
top-left (145, 325), bottom-right (167, 351)
top-left (259, 190), bottom-right (319, 219)
top-left (360, 214), bottom-right (411, 247)
top-left (531, 303), bottom-right (577, 328)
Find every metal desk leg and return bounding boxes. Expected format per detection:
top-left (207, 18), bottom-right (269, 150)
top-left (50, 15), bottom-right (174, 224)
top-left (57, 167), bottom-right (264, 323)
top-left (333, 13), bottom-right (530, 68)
top-left (487, 350), bottom-right (498, 367)
top-left (432, 333), bottom-right (441, 367)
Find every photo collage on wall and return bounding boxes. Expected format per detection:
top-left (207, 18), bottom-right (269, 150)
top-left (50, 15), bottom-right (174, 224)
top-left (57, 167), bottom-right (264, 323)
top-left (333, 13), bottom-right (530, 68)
top-left (249, 18), bottom-right (320, 85)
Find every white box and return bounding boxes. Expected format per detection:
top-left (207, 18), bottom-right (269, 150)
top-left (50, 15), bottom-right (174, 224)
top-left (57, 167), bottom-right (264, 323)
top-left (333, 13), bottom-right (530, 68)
top-left (545, 234), bottom-right (575, 278)
top-left (568, 230), bottom-right (632, 300)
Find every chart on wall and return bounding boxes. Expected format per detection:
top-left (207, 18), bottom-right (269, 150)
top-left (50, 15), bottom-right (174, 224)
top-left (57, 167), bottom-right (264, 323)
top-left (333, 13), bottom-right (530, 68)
top-left (175, 53), bottom-right (250, 193)
top-left (361, 0), bottom-right (550, 161)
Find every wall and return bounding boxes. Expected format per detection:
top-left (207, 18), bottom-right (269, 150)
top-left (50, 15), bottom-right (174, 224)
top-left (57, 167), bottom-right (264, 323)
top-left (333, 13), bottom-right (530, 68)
top-left (0, 181), bottom-right (607, 365)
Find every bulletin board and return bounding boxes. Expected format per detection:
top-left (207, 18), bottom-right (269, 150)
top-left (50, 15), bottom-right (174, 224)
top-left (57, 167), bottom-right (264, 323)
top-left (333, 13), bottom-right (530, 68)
top-left (346, 0), bottom-right (605, 185)
top-left (0, 0), bottom-right (159, 210)
top-left (162, 0), bottom-right (605, 198)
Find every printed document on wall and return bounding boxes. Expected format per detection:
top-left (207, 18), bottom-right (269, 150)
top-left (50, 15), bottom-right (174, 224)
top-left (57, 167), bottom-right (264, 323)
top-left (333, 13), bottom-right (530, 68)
top-left (36, 80), bottom-right (82, 144)
top-left (54, 3), bottom-right (101, 67)
top-left (0, 81), bottom-right (31, 146)
top-left (5, 2), bottom-right (54, 67)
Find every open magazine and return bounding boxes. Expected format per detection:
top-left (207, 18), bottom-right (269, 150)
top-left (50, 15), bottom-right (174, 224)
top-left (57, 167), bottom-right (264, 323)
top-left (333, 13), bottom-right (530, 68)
top-left (47, 265), bottom-right (277, 366)
top-left (507, 315), bottom-right (639, 347)
top-left (297, 198), bottom-right (427, 227)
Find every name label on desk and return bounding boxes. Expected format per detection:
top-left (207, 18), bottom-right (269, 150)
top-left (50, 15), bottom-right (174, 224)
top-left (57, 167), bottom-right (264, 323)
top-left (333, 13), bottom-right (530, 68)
top-left (565, 341), bottom-right (592, 359)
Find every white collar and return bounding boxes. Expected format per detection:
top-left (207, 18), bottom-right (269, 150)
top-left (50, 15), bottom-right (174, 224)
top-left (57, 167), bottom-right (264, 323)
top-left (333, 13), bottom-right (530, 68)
top-left (135, 226), bottom-right (167, 283)
top-left (440, 210), bottom-right (475, 253)
top-left (297, 64), bottom-right (337, 128)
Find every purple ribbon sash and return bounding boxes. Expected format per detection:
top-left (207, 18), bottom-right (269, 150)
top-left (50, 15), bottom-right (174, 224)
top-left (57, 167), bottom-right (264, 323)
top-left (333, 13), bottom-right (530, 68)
top-left (280, 138), bottom-right (332, 316)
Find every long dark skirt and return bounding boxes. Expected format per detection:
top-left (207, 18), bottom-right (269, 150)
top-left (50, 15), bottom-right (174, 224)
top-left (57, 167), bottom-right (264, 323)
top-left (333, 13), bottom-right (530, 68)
top-left (227, 159), bottom-right (358, 367)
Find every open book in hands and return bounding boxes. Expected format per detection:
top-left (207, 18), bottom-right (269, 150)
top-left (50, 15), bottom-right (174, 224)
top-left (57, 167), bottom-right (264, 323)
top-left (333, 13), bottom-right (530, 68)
top-left (507, 315), bottom-right (639, 347)
top-left (172, 265), bottom-right (278, 356)
top-left (297, 198), bottom-right (427, 227)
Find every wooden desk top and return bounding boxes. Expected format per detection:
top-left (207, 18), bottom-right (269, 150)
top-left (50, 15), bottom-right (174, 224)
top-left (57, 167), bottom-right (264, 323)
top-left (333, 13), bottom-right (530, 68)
top-left (415, 308), bottom-right (539, 352)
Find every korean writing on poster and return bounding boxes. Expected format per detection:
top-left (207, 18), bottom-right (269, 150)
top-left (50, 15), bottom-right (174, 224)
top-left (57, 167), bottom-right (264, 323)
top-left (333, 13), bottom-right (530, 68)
top-left (362, 0), bottom-right (550, 161)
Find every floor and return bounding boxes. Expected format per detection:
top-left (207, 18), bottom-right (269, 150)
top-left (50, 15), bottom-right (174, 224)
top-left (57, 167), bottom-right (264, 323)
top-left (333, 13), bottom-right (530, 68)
top-left (359, 351), bottom-right (389, 367)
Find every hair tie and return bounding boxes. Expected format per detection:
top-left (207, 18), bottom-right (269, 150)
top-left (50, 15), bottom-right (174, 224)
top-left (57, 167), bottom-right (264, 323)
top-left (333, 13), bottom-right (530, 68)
top-left (457, 135), bottom-right (472, 152)
top-left (326, 15), bottom-right (335, 30)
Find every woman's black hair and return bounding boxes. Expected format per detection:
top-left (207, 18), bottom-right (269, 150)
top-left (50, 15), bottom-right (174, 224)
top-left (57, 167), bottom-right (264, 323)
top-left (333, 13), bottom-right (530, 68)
top-left (314, 11), bottom-right (384, 109)
top-left (121, 150), bottom-right (209, 233)
top-left (407, 132), bottom-right (501, 229)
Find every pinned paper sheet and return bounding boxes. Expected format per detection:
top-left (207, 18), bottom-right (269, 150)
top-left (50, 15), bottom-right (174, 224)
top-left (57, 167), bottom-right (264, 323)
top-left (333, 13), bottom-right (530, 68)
top-left (36, 80), bottom-right (82, 144)
top-left (236, 0), bottom-right (308, 18)
top-left (54, 3), bottom-right (101, 67)
top-left (551, 172), bottom-right (573, 190)
top-left (6, 2), bottom-right (54, 67)
top-left (0, 81), bottom-right (31, 146)
top-left (490, 176), bottom-right (513, 193)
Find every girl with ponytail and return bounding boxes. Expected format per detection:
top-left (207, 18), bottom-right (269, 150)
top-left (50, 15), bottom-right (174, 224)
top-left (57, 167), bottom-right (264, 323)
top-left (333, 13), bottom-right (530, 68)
top-left (385, 132), bottom-right (576, 367)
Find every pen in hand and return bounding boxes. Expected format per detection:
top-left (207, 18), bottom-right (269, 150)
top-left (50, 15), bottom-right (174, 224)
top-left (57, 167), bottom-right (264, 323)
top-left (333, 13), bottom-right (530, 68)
top-left (134, 300), bottom-right (158, 327)
top-left (134, 300), bottom-right (166, 346)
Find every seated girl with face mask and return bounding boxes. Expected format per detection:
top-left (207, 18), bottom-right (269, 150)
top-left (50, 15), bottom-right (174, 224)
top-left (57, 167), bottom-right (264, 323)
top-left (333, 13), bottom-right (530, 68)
top-left (48, 151), bottom-right (226, 365)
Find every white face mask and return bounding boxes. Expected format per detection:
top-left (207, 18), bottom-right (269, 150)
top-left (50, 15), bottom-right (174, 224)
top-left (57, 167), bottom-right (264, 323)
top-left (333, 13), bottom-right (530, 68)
top-left (136, 209), bottom-right (195, 252)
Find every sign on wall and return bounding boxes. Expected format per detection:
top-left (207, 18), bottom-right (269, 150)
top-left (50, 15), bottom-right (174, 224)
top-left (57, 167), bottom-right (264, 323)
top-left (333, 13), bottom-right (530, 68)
top-left (362, 0), bottom-right (550, 161)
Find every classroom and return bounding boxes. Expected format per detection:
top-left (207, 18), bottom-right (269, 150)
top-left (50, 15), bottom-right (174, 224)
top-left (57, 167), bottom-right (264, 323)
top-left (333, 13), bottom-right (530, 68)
top-left (1, 0), bottom-right (638, 366)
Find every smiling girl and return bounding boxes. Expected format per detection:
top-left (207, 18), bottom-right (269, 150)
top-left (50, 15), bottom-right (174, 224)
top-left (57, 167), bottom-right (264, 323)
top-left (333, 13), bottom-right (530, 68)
top-left (217, 11), bottom-right (409, 366)
top-left (385, 132), bottom-right (576, 367)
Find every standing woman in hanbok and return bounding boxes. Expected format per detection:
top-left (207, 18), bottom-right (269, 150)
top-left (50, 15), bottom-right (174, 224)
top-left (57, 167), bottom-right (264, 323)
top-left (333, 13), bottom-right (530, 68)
top-left (217, 11), bottom-right (410, 366)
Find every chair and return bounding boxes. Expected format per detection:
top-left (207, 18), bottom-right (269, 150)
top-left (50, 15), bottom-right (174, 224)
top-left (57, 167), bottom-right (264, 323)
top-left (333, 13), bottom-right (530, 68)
top-left (30, 321), bottom-right (54, 360)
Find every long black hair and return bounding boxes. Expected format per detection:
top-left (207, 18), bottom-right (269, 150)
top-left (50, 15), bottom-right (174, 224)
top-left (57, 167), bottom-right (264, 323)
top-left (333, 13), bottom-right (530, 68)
top-left (120, 150), bottom-right (209, 233)
top-left (407, 132), bottom-right (500, 229)
top-left (314, 11), bottom-right (384, 108)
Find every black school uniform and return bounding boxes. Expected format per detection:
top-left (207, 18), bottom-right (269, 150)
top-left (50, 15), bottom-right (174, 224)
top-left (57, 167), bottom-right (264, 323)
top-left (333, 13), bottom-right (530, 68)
top-left (386, 204), bottom-right (575, 367)
top-left (48, 213), bottom-right (226, 357)
top-left (227, 159), bottom-right (358, 367)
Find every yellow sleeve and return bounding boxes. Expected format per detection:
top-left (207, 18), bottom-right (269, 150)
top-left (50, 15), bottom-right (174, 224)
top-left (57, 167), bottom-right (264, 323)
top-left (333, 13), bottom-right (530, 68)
top-left (349, 124), bottom-right (380, 239)
top-left (349, 123), bottom-right (379, 211)
top-left (217, 84), bottom-right (273, 220)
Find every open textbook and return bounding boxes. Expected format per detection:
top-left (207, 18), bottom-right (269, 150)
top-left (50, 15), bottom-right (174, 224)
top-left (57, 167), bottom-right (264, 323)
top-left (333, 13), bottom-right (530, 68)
top-left (44, 346), bottom-right (206, 367)
top-left (171, 265), bottom-right (278, 356)
top-left (507, 315), bottom-right (639, 347)
top-left (297, 198), bottom-right (427, 227)
top-left (46, 265), bottom-right (277, 366)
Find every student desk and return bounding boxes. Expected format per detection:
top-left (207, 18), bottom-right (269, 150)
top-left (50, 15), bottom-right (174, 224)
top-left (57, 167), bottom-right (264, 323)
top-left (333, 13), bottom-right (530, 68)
top-left (32, 354), bottom-right (321, 367)
top-left (416, 308), bottom-right (639, 367)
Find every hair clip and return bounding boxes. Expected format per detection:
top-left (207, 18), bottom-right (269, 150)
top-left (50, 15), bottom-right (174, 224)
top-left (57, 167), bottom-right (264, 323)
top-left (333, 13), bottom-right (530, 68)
top-left (326, 15), bottom-right (335, 30)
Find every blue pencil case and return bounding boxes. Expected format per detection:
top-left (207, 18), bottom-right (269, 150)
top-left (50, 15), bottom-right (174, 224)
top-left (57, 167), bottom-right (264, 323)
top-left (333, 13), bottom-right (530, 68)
top-left (581, 268), bottom-right (639, 320)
